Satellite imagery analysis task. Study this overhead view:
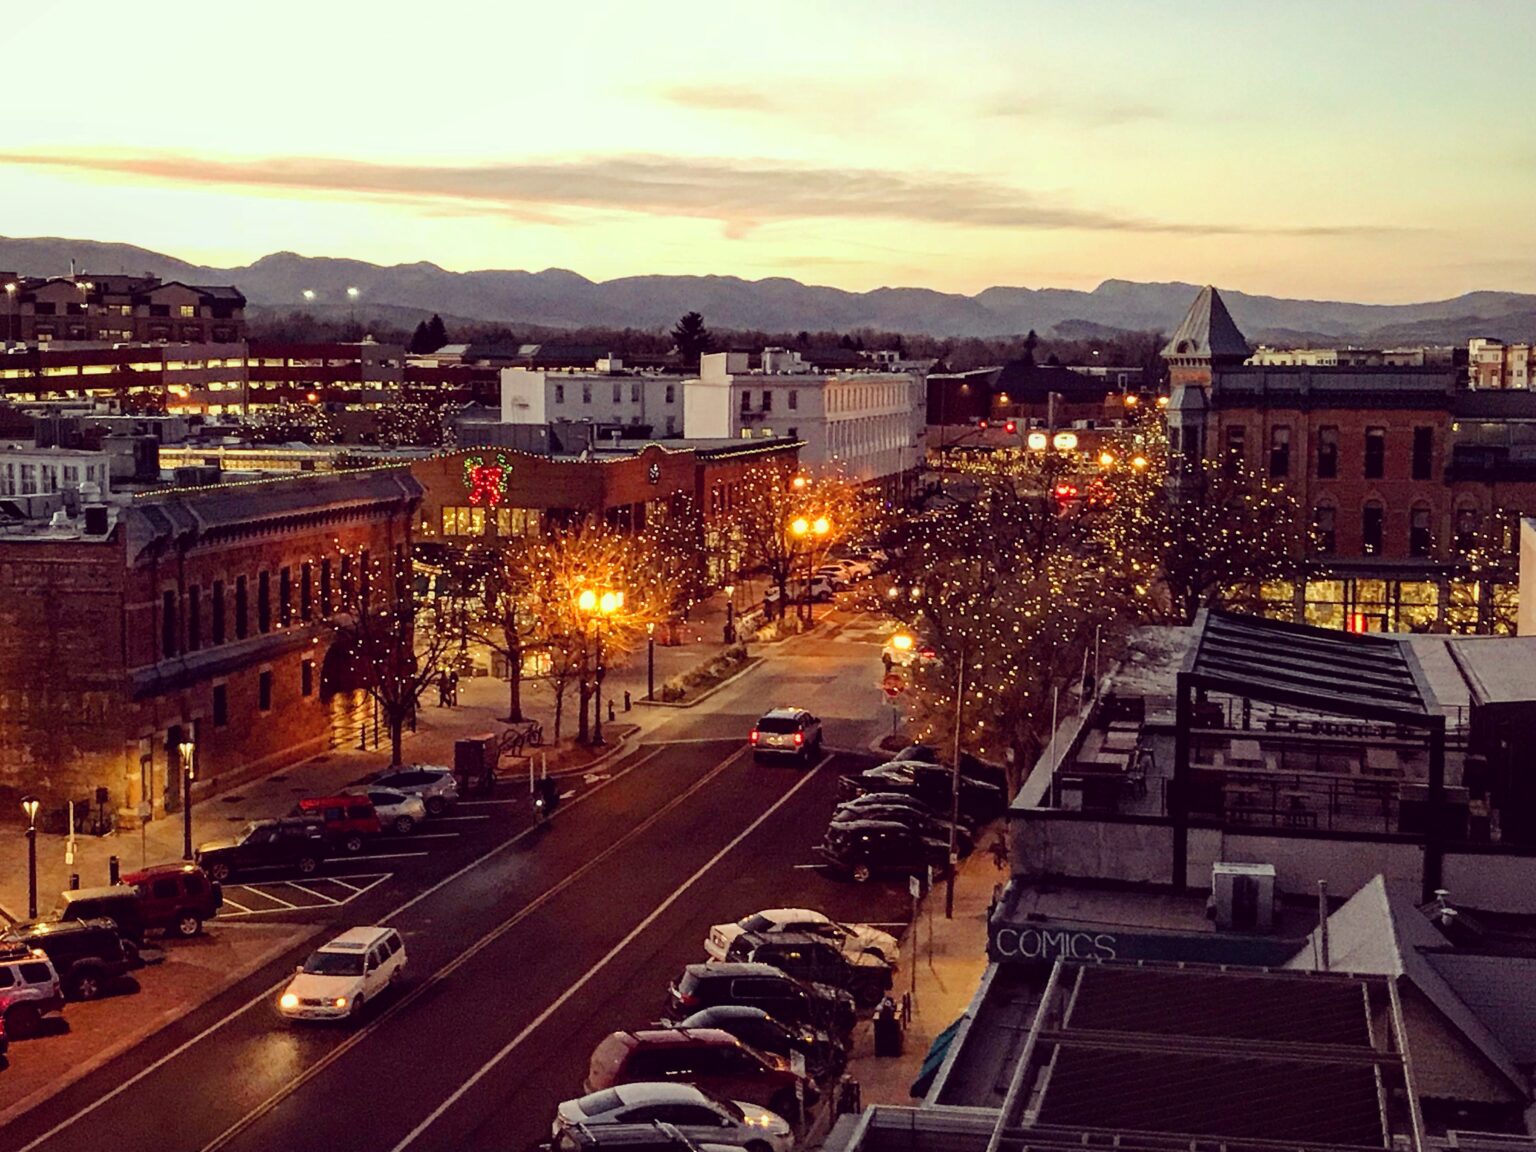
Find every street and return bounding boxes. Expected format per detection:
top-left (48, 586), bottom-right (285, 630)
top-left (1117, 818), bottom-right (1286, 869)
top-left (3, 614), bottom-right (912, 1152)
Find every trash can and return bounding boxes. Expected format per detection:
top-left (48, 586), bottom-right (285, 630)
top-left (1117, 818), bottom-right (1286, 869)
top-left (873, 997), bottom-right (903, 1057)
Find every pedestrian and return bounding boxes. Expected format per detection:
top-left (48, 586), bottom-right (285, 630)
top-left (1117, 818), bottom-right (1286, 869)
top-left (882, 651), bottom-right (894, 676)
top-left (448, 669), bottom-right (460, 707)
top-left (438, 671), bottom-right (450, 708)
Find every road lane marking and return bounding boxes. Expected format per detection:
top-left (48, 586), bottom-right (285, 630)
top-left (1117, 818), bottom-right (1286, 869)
top-left (344, 851), bottom-right (431, 862)
top-left (11, 745), bottom-right (663, 1152)
top-left (196, 744), bottom-right (744, 1152)
top-left (328, 879), bottom-right (363, 893)
top-left (432, 815), bottom-right (491, 822)
top-left (456, 799), bottom-right (523, 806)
top-left (252, 889), bottom-right (297, 909)
top-left (283, 882), bottom-right (334, 903)
top-left (388, 752), bottom-right (834, 1152)
top-left (219, 897), bottom-right (253, 913)
top-left (380, 832), bottom-right (459, 840)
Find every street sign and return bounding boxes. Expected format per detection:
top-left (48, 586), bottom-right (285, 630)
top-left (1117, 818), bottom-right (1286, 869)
top-left (881, 672), bottom-right (905, 698)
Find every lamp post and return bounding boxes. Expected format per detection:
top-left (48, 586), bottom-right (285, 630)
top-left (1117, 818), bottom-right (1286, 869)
top-left (646, 622), bottom-right (656, 701)
top-left (178, 737), bottom-right (195, 861)
top-left (946, 634), bottom-right (965, 919)
top-left (4, 281), bottom-right (17, 344)
top-left (578, 588), bottom-right (622, 745)
top-left (346, 286), bottom-right (359, 330)
top-left (21, 795), bottom-right (40, 918)
top-left (789, 516), bottom-right (830, 623)
top-left (724, 583), bottom-right (736, 644)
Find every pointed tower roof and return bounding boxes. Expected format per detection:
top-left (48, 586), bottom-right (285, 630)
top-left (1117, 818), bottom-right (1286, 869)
top-left (1161, 285), bottom-right (1250, 361)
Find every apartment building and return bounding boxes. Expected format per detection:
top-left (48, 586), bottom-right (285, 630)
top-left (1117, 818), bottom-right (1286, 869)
top-left (1, 273), bottom-right (246, 344)
top-left (1470, 338), bottom-right (1534, 390)
top-left (500, 360), bottom-right (687, 436)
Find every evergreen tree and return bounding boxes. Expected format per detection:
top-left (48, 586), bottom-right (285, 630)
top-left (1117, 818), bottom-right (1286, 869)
top-left (408, 321), bottom-right (432, 354)
top-left (425, 314), bottom-right (449, 351)
top-left (1022, 329), bottom-right (1039, 366)
top-left (670, 311), bottom-right (712, 369)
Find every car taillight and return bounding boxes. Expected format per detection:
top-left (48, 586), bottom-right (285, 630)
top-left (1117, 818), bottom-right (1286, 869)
top-left (749, 729), bottom-right (760, 744)
top-left (794, 732), bottom-right (804, 746)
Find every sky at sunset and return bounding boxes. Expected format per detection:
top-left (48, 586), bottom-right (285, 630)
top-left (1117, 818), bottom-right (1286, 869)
top-left (3, 0), bottom-right (1534, 302)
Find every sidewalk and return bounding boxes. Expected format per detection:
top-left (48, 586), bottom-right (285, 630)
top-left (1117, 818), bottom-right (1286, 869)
top-left (0, 590), bottom-right (749, 924)
top-left (844, 846), bottom-right (1002, 1106)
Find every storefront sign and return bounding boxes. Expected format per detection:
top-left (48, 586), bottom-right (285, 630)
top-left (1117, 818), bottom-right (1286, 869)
top-left (988, 917), bottom-right (1301, 967)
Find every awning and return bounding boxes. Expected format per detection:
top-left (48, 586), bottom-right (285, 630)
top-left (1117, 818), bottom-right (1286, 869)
top-left (909, 1014), bottom-right (967, 1098)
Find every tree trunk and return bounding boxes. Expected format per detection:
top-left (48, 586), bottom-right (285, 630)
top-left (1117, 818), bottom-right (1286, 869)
top-left (552, 681), bottom-right (566, 741)
top-left (577, 678), bottom-right (591, 744)
top-left (506, 642), bottom-right (524, 723)
top-left (389, 714), bottom-right (405, 767)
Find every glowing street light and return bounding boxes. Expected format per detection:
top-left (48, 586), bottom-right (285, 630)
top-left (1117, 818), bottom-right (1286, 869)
top-left (21, 794), bottom-right (40, 917)
top-left (178, 738), bottom-right (196, 861)
top-left (1098, 451), bottom-right (1116, 468)
top-left (1132, 455), bottom-right (1149, 471)
top-left (890, 633), bottom-right (914, 651)
top-left (578, 587), bottom-right (623, 743)
top-left (302, 289), bottom-right (316, 302)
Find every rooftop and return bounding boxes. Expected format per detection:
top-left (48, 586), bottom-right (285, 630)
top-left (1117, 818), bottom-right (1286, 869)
top-left (1161, 285), bottom-right (1251, 361)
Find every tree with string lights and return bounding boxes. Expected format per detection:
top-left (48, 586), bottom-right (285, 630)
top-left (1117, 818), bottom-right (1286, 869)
top-left (327, 549), bottom-right (458, 766)
top-left (246, 400), bottom-right (340, 446)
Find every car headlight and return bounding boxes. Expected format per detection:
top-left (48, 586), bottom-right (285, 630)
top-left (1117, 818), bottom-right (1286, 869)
top-left (333, 996), bottom-right (348, 1009)
top-left (279, 992), bottom-right (299, 1010)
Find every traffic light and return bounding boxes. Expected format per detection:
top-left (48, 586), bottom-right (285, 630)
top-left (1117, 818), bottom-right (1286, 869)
top-left (1003, 420), bottom-right (1017, 434)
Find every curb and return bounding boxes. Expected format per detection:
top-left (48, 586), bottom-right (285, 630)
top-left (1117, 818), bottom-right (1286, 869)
top-left (496, 724), bottom-right (646, 783)
top-left (632, 656), bottom-right (764, 709)
top-left (0, 922), bottom-right (323, 1129)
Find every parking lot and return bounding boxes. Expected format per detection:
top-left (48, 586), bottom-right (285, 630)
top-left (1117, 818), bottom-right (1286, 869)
top-left (218, 873), bottom-right (392, 917)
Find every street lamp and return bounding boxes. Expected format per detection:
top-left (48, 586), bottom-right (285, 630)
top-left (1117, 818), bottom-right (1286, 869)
top-left (578, 588), bottom-right (622, 744)
top-left (724, 583), bottom-right (736, 644)
top-left (178, 738), bottom-right (196, 861)
top-left (4, 281), bottom-right (17, 344)
top-left (347, 286), bottom-right (359, 330)
top-left (789, 515), bottom-right (830, 623)
top-left (646, 622), bottom-right (656, 701)
top-left (21, 795), bottom-right (40, 918)
top-left (302, 289), bottom-right (316, 303)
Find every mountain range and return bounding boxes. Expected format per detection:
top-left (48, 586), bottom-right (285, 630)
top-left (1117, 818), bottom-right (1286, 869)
top-left (3, 235), bottom-right (1534, 346)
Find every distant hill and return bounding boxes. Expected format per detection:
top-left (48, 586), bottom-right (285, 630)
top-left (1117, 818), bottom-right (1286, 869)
top-left (4, 235), bottom-right (1534, 344)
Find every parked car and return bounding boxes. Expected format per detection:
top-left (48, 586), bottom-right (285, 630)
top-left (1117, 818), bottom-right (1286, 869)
top-left (36, 885), bottom-right (146, 946)
top-left (118, 862), bottom-right (223, 938)
top-left (721, 931), bottom-right (892, 1008)
top-left (0, 919), bottom-right (138, 1001)
top-left (818, 820), bottom-right (951, 883)
top-left (830, 802), bottom-right (973, 856)
top-left (554, 1084), bottom-right (794, 1152)
top-left (195, 818), bottom-right (327, 882)
top-left (553, 1119), bottom-right (753, 1152)
top-left (294, 794), bottom-right (384, 853)
top-left (344, 787), bottom-right (427, 834)
top-left (0, 1010), bottom-right (8, 1060)
top-left (835, 792), bottom-right (975, 835)
top-left (584, 1028), bottom-right (815, 1117)
top-left (370, 765), bottom-right (459, 815)
top-left (0, 941), bottom-right (64, 1038)
top-left (277, 925), bottom-right (406, 1022)
top-left (884, 745), bottom-right (1008, 790)
top-left (668, 963), bottom-right (855, 1038)
top-left (667, 1006), bottom-right (844, 1082)
top-left (749, 709), bottom-right (824, 764)
top-left (763, 577), bottom-right (834, 609)
top-left (705, 909), bottom-right (898, 966)
top-left (837, 764), bottom-right (1004, 821)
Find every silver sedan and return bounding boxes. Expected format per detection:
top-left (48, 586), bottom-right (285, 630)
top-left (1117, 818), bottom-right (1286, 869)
top-left (347, 788), bottom-right (428, 834)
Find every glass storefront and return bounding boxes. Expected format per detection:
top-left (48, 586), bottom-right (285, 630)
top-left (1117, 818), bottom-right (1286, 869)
top-left (1279, 573), bottom-right (1511, 634)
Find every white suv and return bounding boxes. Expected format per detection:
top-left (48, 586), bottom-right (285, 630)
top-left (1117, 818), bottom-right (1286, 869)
top-left (750, 709), bottom-right (824, 763)
top-left (0, 940), bottom-right (65, 1038)
top-left (278, 926), bottom-right (406, 1022)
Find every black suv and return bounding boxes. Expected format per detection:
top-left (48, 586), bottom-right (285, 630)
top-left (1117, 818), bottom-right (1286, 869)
top-left (195, 818), bottom-right (327, 882)
top-left (0, 919), bottom-right (138, 1001)
top-left (722, 931), bottom-right (893, 1008)
top-left (818, 819), bottom-right (950, 883)
top-left (837, 763), bottom-right (1003, 821)
top-left (668, 1005), bottom-right (844, 1081)
top-left (667, 962), bottom-right (855, 1038)
top-left (830, 800), bottom-right (973, 856)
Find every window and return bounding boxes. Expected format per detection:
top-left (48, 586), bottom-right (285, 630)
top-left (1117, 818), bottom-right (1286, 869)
top-left (1313, 506), bottom-right (1336, 554)
top-left (761, 390), bottom-right (773, 412)
top-left (554, 383), bottom-right (565, 404)
top-left (257, 571), bottom-right (271, 633)
top-left (360, 550), bottom-right (370, 607)
top-left (152, 878), bottom-right (178, 899)
top-left (212, 684), bottom-right (228, 727)
top-left (301, 659), bottom-right (314, 697)
top-left (258, 670), bottom-right (273, 712)
top-left (1269, 426), bottom-right (1291, 477)
top-left (740, 390), bottom-right (751, 413)
top-left (787, 427), bottom-right (798, 439)
top-left (665, 416), bottom-right (676, 435)
top-left (340, 554), bottom-right (353, 603)
top-left (161, 590), bottom-right (178, 658)
top-left (1362, 501), bottom-right (1384, 554)
top-left (187, 585), bottom-right (202, 651)
top-left (630, 382), bottom-right (640, 403)
top-left (1364, 427), bottom-right (1385, 479)
top-left (612, 381), bottom-right (621, 403)
top-left (1412, 427), bottom-right (1433, 480)
top-left (788, 389), bottom-right (798, 411)
top-left (664, 384), bottom-right (675, 404)
top-left (1223, 425), bottom-right (1246, 475)
top-left (320, 558), bottom-right (332, 615)
top-left (212, 580), bottom-right (225, 645)
top-left (279, 566), bottom-right (292, 626)
top-left (1317, 427), bottom-right (1339, 478)
top-left (178, 304), bottom-right (196, 318)
top-left (301, 562), bottom-right (313, 620)
top-left (495, 507), bottom-right (540, 537)
top-left (582, 382), bottom-right (591, 405)
top-left (1410, 506), bottom-right (1432, 556)
top-left (442, 506), bottom-right (486, 535)
top-left (1455, 506), bottom-right (1479, 554)
top-left (235, 576), bottom-right (249, 639)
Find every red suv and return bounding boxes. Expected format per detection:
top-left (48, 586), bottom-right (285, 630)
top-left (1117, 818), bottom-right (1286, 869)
top-left (294, 795), bottom-right (382, 853)
top-left (120, 863), bottom-right (223, 937)
top-left (584, 1028), bottom-right (814, 1120)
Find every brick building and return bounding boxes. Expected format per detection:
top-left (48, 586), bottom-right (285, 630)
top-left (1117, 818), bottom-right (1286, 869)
top-left (1166, 286), bottom-right (1536, 632)
top-left (0, 469), bottom-right (422, 827)
top-left (2, 273), bottom-right (246, 344)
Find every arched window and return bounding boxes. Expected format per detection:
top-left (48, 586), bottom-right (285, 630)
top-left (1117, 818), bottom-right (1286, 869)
top-left (1312, 504), bottom-right (1337, 555)
top-left (1455, 504), bottom-right (1480, 554)
top-left (1362, 500), bottom-right (1384, 555)
top-left (1410, 505), bottom-right (1433, 557)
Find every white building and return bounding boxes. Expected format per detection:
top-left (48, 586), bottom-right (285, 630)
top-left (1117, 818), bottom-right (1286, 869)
top-left (500, 360), bottom-right (687, 435)
top-left (0, 442), bottom-right (112, 499)
top-left (685, 350), bottom-right (925, 493)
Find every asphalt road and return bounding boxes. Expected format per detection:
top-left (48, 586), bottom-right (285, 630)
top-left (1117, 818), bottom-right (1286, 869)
top-left (5, 727), bottom-right (911, 1152)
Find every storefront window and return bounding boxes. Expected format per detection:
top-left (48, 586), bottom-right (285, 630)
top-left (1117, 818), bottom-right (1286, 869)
top-left (1492, 583), bottom-right (1519, 635)
top-left (1304, 580), bottom-right (1344, 629)
top-left (1259, 581), bottom-right (1296, 621)
top-left (441, 506), bottom-right (486, 536)
top-left (1397, 582), bottom-right (1439, 632)
top-left (1446, 580), bottom-right (1481, 633)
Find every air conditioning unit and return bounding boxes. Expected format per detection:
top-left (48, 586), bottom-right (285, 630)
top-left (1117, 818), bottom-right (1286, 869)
top-left (1211, 862), bottom-right (1275, 932)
